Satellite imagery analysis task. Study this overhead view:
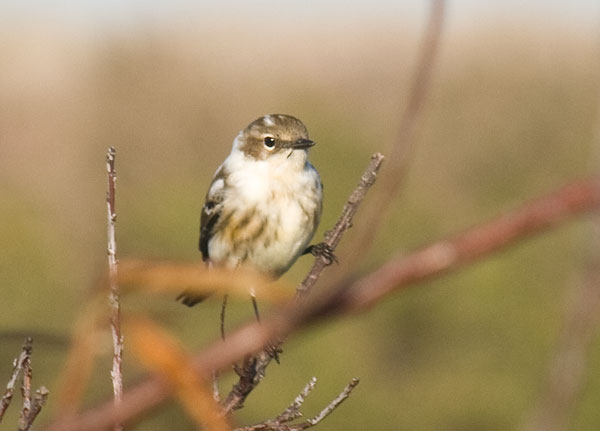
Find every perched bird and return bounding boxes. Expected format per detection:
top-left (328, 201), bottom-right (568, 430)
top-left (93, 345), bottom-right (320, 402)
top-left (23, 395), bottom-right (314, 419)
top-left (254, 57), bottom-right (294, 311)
top-left (178, 114), bottom-right (331, 308)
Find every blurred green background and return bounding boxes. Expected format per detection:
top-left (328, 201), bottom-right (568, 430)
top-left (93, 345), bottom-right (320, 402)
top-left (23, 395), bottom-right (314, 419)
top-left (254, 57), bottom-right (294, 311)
top-left (1, 1), bottom-right (600, 430)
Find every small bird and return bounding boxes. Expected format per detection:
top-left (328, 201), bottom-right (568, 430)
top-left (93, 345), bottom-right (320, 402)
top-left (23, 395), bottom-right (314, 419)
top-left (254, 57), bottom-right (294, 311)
top-left (178, 114), bottom-right (331, 308)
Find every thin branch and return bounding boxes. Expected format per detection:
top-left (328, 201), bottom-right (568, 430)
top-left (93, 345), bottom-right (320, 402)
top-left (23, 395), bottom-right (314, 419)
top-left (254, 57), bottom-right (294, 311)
top-left (298, 153), bottom-right (385, 295)
top-left (41, 177), bottom-right (600, 431)
top-left (276, 377), bottom-right (317, 423)
top-left (0, 338), bottom-right (32, 422)
top-left (106, 146), bottom-right (124, 431)
top-left (298, 378), bottom-right (359, 429)
top-left (18, 342), bottom-right (33, 431)
top-left (1, 338), bottom-right (50, 431)
top-left (338, 0), bottom-right (445, 272)
top-left (22, 387), bottom-right (49, 431)
top-left (234, 378), bottom-right (316, 431)
top-left (234, 377), bottom-right (359, 431)
top-left (222, 153), bottom-right (384, 413)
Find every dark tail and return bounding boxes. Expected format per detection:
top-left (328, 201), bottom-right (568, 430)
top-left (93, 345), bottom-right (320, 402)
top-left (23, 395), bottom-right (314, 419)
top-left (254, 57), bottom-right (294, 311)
top-left (176, 290), bottom-right (211, 307)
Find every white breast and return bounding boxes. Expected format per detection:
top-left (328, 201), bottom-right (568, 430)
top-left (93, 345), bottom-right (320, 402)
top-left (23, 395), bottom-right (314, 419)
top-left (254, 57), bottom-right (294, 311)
top-left (209, 149), bottom-right (322, 276)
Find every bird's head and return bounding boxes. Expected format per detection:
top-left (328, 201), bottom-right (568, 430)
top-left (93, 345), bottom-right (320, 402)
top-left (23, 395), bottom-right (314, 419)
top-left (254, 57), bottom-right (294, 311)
top-left (233, 114), bottom-right (315, 163)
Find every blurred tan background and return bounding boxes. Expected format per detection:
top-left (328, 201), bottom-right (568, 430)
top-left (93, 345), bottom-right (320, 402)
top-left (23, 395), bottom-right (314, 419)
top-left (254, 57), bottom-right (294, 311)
top-left (1, 1), bottom-right (600, 429)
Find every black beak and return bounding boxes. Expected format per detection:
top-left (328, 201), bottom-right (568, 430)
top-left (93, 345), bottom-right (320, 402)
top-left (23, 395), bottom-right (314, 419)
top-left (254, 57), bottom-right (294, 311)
top-left (291, 138), bottom-right (315, 149)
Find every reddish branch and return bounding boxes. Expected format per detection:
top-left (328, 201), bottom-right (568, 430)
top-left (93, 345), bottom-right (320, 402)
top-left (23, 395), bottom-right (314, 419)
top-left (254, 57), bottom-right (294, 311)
top-left (42, 177), bottom-right (600, 431)
top-left (334, 178), bottom-right (600, 313)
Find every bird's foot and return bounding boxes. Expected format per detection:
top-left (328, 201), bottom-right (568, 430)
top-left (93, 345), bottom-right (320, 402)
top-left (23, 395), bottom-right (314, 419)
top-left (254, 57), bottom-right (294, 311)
top-left (304, 242), bottom-right (337, 265)
top-left (266, 343), bottom-right (283, 364)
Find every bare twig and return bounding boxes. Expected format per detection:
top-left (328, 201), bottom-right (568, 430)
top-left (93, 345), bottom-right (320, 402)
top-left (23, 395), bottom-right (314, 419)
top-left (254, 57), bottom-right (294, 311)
top-left (298, 153), bottom-right (385, 295)
top-left (1, 339), bottom-right (49, 430)
top-left (0, 338), bottom-right (32, 422)
top-left (106, 147), bottom-right (124, 431)
top-left (234, 377), bottom-right (359, 431)
top-left (18, 342), bottom-right (33, 431)
top-left (41, 177), bottom-right (600, 431)
top-left (339, 0), bottom-right (445, 271)
top-left (222, 153), bottom-right (384, 413)
top-left (276, 377), bottom-right (317, 423)
top-left (22, 387), bottom-right (49, 431)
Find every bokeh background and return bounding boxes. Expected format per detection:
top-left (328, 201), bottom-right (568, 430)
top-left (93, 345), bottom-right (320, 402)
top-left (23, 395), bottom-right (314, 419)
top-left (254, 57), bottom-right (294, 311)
top-left (2, 1), bottom-right (600, 429)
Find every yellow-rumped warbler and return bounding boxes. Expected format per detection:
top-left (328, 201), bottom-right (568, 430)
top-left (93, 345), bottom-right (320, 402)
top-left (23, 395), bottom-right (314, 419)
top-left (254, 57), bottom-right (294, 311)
top-left (178, 114), bottom-right (331, 307)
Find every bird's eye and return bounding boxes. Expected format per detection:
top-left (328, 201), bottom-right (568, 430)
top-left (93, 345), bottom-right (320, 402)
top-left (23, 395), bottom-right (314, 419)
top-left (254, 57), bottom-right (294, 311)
top-left (264, 136), bottom-right (275, 149)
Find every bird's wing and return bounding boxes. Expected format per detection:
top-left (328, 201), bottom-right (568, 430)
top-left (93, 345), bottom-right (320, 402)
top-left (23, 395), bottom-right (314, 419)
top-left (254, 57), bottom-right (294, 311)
top-left (178, 164), bottom-right (226, 307)
top-left (199, 164), bottom-right (226, 261)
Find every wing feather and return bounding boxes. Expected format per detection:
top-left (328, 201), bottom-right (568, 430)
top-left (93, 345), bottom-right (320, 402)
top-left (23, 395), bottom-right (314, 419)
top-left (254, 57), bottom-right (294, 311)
top-left (178, 164), bottom-right (226, 307)
top-left (199, 165), bottom-right (226, 260)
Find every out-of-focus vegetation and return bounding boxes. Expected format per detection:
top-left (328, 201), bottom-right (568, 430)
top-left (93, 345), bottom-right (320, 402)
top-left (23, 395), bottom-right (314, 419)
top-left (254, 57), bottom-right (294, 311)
top-left (1, 7), bottom-right (599, 430)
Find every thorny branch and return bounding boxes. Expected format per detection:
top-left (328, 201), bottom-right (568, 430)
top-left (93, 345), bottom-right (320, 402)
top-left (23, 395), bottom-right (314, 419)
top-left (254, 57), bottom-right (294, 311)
top-left (234, 377), bottom-right (360, 431)
top-left (106, 147), bottom-right (124, 431)
top-left (41, 177), bottom-right (600, 431)
top-left (222, 153), bottom-right (384, 413)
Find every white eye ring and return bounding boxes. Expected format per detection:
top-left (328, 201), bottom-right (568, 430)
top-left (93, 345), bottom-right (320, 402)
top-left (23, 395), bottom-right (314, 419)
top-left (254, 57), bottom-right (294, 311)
top-left (263, 136), bottom-right (276, 150)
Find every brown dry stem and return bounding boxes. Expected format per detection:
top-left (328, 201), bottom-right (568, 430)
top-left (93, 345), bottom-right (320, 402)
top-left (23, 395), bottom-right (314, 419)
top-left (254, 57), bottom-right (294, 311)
top-left (106, 147), bottom-right (124, 431)
top-left (1, 338), bottom-right (49, 431)
top-left (0, 338), bottom-right (32, 422)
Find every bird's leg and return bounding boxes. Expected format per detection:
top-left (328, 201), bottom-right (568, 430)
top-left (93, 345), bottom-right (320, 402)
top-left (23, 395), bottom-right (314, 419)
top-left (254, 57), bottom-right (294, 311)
top-left (303, 242), bottom-right (337, 265)
top-left (251, 294), bottom-right (282, 363)
top-left (251, 294), bottom-right (260, 322)
top-left (214, 294), bottom-right (229, 399)
top-left (220, 294), bottom-right (228, 341)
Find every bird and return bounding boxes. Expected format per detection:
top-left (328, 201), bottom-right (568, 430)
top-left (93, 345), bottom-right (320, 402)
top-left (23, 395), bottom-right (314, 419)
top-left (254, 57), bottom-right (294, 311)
top-left (177, 114), bottom-right (333, 310)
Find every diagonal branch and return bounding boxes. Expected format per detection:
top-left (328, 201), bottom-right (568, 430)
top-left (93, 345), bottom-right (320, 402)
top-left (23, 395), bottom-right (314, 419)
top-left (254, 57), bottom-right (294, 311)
top-left (41, 177), bottom-right (600, 431)
top-left (298, 153), bottom-right (385, 295)
top-left (333, 178), bottom-right (600, 314)
top-left (222, 153), bottom-right (384, 413)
